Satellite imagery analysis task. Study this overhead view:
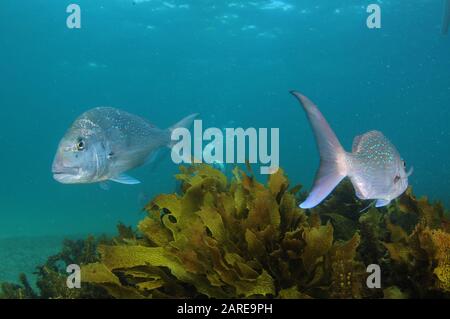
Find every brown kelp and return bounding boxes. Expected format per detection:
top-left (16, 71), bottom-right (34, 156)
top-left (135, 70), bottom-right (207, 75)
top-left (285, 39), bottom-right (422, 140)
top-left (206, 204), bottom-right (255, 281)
top-left (1, 165), bottom-right (449, 299)
top-left (0, 235), bottom-right (112, 299)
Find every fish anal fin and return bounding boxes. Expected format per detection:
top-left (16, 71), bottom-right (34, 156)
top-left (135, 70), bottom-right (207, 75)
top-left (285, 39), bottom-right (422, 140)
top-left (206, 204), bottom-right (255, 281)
top-left (375, 199), bottom-right (391, 207)
top-left (110, 174), bottom-right (141, 185)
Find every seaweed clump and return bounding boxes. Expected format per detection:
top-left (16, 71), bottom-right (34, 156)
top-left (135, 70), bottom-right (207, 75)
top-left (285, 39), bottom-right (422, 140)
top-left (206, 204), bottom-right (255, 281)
top-left (80, 165), bottom-right (316, 298)
top-left (76, 165), bottom-right (448, 299)
top-left (0, 235), bottom-right (114, 299)
top-left (2, 165), bottom-right (449, 299)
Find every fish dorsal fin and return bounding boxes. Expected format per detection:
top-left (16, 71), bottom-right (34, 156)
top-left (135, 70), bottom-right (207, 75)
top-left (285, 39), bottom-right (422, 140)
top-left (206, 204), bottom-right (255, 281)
top-left (352, 135), bottom-right (364, 153)
top-left (352, 130), bottom-right (386, 154)
top-left (110, 174), bottom-right (141, 185)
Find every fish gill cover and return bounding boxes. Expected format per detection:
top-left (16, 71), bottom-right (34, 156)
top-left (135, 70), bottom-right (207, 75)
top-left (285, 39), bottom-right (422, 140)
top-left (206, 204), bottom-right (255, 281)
top-left (1, 164), bottom-right (449, 299)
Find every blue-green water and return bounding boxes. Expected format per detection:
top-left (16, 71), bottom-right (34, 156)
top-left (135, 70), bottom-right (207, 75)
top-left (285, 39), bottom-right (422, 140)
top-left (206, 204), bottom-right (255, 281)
top-left (0, 0), bottom-right (449, 277)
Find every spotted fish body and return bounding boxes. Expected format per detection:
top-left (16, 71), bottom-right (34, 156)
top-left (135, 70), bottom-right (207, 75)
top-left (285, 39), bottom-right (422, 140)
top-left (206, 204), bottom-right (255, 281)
top-left (290, 91), bottom-right (412, 209)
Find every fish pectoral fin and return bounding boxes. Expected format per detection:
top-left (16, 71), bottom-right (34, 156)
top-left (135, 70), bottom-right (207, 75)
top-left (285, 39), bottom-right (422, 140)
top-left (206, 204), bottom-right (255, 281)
top-left (110, 174), bottom-right (141, 185)
top-left (375, 199), bottom-right (391, 208)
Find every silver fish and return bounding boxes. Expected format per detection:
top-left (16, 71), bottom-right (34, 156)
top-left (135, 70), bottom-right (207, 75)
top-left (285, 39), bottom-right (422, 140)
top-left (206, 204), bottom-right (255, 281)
top-left (52, 107), bottom-right (198, 185)
top-left (290, 91), bottom-right (413, 209)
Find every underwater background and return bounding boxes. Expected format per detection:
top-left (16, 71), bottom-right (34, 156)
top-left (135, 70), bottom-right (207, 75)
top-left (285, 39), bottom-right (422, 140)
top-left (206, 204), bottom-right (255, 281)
top-left (0, 0), bottom-right (449, 286)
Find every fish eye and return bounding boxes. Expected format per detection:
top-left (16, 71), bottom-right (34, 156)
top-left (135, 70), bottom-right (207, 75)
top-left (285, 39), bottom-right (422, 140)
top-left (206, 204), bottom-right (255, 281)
top-left (403, 161), bottom-right (406, 168)
top-left (76, 139), bottom-right (85, 151)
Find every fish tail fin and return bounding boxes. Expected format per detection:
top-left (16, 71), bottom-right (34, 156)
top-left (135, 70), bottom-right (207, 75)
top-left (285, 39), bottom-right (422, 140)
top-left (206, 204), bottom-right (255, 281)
top-left (167, 113), bottom-right (199, 147)
top-left (290, 91), bottom-right (348, 209)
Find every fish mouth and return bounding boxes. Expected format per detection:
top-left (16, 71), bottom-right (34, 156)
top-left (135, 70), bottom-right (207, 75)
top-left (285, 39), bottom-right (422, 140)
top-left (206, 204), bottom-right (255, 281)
top-left (52, 166), bottom-right (80, 183)
top-left (52, 167), bottom-right (80, 175)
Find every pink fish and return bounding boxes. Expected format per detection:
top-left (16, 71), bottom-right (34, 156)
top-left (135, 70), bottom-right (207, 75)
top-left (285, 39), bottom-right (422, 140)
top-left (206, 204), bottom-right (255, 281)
top-left (290, 91), bottom-right (413, 209)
